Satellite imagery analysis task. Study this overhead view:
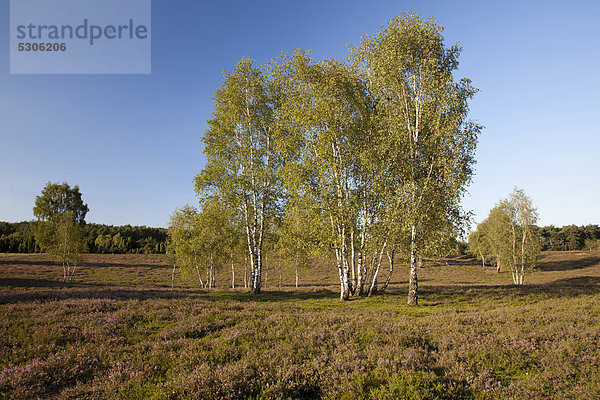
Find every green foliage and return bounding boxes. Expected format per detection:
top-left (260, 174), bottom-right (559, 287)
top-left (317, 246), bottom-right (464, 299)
top-left (34, 213), bottom-right (87, 282)
top-left (188, 12), bottom-right (480, 302)
top-left (33, 182), bottom-right (89, 282)
top-left (33, 182), bottom-right (89, 224)
top-left (85, 224), bottom-right (166, 254)
top-left (0, 221), bottom-right (167, 254)
top-left (351, 11), bottom-right (480, 256)
top-left (276, 197), bottom-right (322, 270)
top-left (168, 199), bottom-right (239, 288)
top-left (195, 58), bottom-right (282, 294)
top-left (539, 224), bottom-right (600, 251)
top-left (469, 188), bottom-right (541, 284)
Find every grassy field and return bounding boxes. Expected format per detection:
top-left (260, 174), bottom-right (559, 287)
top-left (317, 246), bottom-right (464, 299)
top-left (1, 251), bottom-right (599, 399)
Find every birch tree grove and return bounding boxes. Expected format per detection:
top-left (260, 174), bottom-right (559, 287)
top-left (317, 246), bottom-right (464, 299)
top-left (468, 188), bottom-right (540, 284)
top-left (274, 51), bottom-right (393, 300)
top-left (189, 12), bottom-right (480, 301)
top-left (195, 58), bottom-right (281, 294)
top-left (352, 12), bottom-right (481, 305)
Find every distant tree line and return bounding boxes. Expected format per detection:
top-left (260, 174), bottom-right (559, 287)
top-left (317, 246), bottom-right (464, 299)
top-left (0, 221), bottom-right (167, 254)
top-left (539, 224), bottom-right (600, 251)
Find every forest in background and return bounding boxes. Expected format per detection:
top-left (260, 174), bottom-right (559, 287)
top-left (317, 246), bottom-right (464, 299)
top-left (0, 221), bottom-right (167, 254)
top-left (2, 220), bottom-right (600, 255)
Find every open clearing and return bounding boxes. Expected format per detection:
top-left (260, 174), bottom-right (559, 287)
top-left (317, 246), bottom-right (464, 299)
top-left (1, 251), bottom-right (599, 399)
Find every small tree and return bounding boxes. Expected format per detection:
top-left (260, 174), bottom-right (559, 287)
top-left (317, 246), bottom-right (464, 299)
top-left (501, 188), bottom-right (540, 284)
top-left (468, 228), bottom-right (490, 268)
top-left (33, 182), bottom-right (88, 282)
top-left (168, 205), bottom-right (205, 287)
top-left (473, 188), bottom-right (540, 284)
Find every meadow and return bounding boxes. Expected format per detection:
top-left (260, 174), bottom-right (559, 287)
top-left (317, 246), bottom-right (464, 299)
top-left (1, 251), bottom-right (599, 399)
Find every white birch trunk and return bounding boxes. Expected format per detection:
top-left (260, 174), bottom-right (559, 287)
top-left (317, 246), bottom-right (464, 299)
top-left (407, 225), bottom-right (418, 306)
top-left (171, 263), bottom-right (177, 290)
top-left (231, 259), bottom-right (235, 289)
top-left (195, 265), bottom-right (204, 287)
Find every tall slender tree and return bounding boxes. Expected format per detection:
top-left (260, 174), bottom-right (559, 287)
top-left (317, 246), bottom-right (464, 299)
top-left (351, 12), bottom-right (481, 305)
top-left (195, 58), bottom-right (282, 294)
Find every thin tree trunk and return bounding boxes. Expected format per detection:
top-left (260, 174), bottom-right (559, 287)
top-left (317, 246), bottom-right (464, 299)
top-left (251, 249), bottom-right (262, 294)
top-left (337, 254), bottom-right (347, 300)
top-left (68, 263), bottom-right (77, 283)
top-left (295, 264), bottom-right (298, 288)
top-left (195, 265), bottom-right (204, 287)
top-left (231, 258), bottom-right (235, 289)
top-left (194, 254), bottom-right (204, 287)
top-left (171, 263), bottom-right (177, 290)
top-left (367, 242), bottom-right (386, 297)
top-left (264, 265), bottom-right (268, 288)
top-left (244, 255), bottom-right (248, 288)
top-left (380, 247), bottom-right (395, 293)
top-left (407, 225), bottom-right (418, 306)
top-left (356, 253), bottom-right (364, 296)
top-left (350, 226), bottom-right (357, 291)
top-left (249, 251), bottom-right (256, 292)
top-left (521, 227), bottom-right (527, 285)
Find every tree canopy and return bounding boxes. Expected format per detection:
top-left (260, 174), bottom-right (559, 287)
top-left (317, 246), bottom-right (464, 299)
top-left (179, 12), bottom-right (481, 302)
top-left (34, 182), bottom-right (89, 224)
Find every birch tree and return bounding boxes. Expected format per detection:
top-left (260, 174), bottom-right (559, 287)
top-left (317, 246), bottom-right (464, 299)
top-left (35, 213), bottom-right (86, 283)
top-left (472, 189), bottom-right (540, 283)
top-left (33, 182), bottom-right (89, 282)
top-left (351, 12), bottom-right (481, 305)
top-left (500, 188), bottom-right (540, 284)
top-left (274, 51), bottom-right (388, 300)
top-left (168, 205), bottom-right (205, 287)
top-left (468, 224), bottom-right (492, 268)
top-left (195, 58), bottom-right (281, 294)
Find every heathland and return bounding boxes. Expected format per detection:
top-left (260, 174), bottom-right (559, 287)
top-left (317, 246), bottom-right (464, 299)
top-left (1, 251), bottom-right (599, 399)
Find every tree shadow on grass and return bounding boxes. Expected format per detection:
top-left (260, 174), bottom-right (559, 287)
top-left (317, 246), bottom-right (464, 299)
top-left (413, 276), bottom-right (600, 305)
top-left (0, 259), bottom-right (57, 267)
top-left (0, 277), bottom-right (71, 288)
top-left (2, 273), bottom-right (599, 306)
top-left (0, 283), bottom-right (340, 305)
top-left (536, 254), bottom-right (600, 272)
top-left (0, 259), bottom-right (171, 270)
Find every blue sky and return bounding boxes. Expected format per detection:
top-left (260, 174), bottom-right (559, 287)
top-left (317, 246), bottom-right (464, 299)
top-left (1, 0), bottom-right (598, 228)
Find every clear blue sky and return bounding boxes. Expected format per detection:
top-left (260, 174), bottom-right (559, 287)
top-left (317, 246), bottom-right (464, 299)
top-left (1, 0), bottom-right (598, 228)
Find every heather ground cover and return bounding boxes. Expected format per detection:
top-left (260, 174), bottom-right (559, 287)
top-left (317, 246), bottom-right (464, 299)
top-left (1, 252), bottom-right (599, 399)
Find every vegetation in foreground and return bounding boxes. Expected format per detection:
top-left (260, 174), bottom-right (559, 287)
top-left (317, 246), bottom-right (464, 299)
top-left (1, 251), bottom-right (599, 399)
